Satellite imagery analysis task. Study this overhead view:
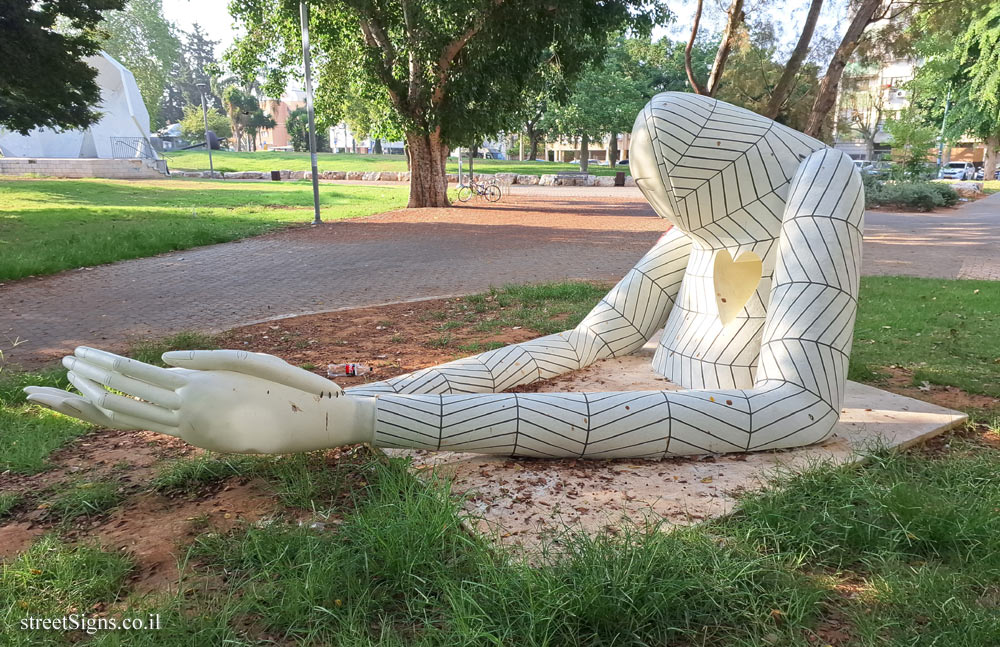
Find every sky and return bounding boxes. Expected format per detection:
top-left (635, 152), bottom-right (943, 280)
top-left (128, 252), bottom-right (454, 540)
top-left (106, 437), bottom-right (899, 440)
top-left (163, 0), bottom-right (850, 65)
top-left (162, 0), bottom-right (238, 56)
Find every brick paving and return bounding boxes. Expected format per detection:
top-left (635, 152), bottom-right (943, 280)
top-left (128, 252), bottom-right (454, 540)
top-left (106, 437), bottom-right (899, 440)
top-left (2, 187), bottom-right (998, 367)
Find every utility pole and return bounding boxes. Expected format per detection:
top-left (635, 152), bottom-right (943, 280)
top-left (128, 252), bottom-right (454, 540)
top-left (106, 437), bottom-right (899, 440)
top-left (196, 83), bottom-right (214, 178)
top-left (937, 87), bottom-right (951, 170)
top-left (300, 1), bottom-right (321, 224)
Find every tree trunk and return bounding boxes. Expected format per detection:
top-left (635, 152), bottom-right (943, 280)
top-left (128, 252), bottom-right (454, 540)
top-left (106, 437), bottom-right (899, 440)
top-left (685, 0), bottom-right (708, 95)
top-left (865, 138), bottom-right (874, 162)
top-left (764, 0), bottom-right (824, 119)
top-left (405, 130), bottom-right (450, 208)
top-left (985, 134), bottom-right (1000, 181)
top-left (580, 134), bottom-right (590, 174)
top-left (705, 0), bottom-right (746, 96)
top-left (804, 0), bottom-right (881, 138)
top-left (373, 139), bottom-right (383, 154)
top-left (608, 133), bottom-right (619, 167)
top-left (529, 133), bottom-right (540, 161)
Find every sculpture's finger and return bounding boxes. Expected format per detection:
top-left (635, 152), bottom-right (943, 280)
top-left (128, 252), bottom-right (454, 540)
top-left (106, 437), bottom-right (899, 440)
top-left (64, 356), bottom-right (182, 410)
top-left (74, 347), bottom-right (188, 390)
top-left (161, 350), bottom-right (343, 397)
top-left (67, 371), bottom-right (180, 428)
top-left (26, 388), bottom-right (180, 436)
top-left (25, 392), bottom-right (117, 427)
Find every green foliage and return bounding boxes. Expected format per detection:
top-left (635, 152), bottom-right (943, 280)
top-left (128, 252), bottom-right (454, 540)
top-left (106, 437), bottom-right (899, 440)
top-left (884, 110), bottom-right (939, 180)
top-left (152, 453), bottom-right (257, 493)
top-left (0, 0), bottom-right (125, 134)
top-left (862, 177), bottom-right (959, 211)
top-left (179, 104), bottom-right (232, 142)
top-left (161, 24), bottom-right (223, 124)
top-left (99, 0), bottom-right (181, 129)
top-left (222, 85), bottom-right (275, 152)
top-left (960, 5), bottom-right (1000, 111)
top-left (286, 107), bottom-right (330, 153)
top-left (716, 21), bottom-right (822, 133)
top-left (0, 492), bottom-right (21, 518)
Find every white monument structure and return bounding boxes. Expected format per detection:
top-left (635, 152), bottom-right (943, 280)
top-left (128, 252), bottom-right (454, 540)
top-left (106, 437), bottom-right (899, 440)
top-left (0, 52), bottom-right (163, 175)
top-left (27, 93), bottom-right (866, 459)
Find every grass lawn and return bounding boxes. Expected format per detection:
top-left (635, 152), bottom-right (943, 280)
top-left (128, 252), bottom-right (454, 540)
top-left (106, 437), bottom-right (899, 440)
top-left (0, 178), bottom-right (408, 282)
top-left (163, 149), bottom-right (631, 177)
top-left (1, 278), bottom-right (998, 645)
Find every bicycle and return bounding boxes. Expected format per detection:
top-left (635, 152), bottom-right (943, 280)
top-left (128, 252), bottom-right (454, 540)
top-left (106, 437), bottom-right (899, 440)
top-left (457, 177), bottom-right (502, 203)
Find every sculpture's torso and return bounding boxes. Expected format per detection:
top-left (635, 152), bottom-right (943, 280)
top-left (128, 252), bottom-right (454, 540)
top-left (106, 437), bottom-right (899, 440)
top-left (630, 93), bottom-right (829, 390)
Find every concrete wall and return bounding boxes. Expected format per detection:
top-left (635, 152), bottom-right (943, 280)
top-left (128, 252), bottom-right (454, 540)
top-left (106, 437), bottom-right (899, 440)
top-left (0, 157), bottom-right (166, 179)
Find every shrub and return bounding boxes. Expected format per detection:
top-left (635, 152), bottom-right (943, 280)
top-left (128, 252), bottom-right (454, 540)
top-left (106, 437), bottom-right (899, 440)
top-left (862, 177), bottom-right (958, 212)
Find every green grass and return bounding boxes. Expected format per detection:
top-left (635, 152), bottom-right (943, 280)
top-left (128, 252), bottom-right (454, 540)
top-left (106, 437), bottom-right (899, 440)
top-left (0, 492), bottom-right (20, 518)
top-left (0, 177), bottom-right (408, 281)
top-left (0, 536), bottom-right (134, 646)
top-left (43, 479), bottom-right (122, 522)
top-left (163, 150), bottom-right (631, 177)
top-left (469, 282), bottom-right (610, 335)
top-left (849, 276), bottom-right (1000, 396)
top-left (127, 331), bottom-right (218, 367)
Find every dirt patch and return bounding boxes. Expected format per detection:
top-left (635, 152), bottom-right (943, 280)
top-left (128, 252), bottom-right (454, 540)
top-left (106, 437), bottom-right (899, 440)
top-left (0, 428), bottom-right (190, 495)
top-left (217, 294), bottom-right (557, 389)
top-left (880, 367), bottom-right (999, 411)
top-left (89, 479), bottom-right (277, 595)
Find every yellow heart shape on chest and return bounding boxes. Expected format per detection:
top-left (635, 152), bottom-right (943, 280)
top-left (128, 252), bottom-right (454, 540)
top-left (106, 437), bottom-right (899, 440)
top-left (713, 250), bottom-right (763, 326)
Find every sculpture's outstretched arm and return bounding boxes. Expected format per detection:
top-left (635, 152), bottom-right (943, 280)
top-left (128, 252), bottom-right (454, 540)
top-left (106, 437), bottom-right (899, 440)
top-left (347, 226), bottom-right (692, 397)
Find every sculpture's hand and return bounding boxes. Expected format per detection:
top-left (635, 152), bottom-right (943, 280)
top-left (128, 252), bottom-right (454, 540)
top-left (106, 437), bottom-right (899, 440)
top-left (25, 347), bottom-right (375, 454)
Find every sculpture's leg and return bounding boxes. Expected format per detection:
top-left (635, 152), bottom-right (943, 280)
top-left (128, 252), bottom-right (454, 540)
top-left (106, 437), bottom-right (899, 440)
top-left (347, 227), bottom-right (692, 397)
top-left (369, 150), bottom-right (864, 457)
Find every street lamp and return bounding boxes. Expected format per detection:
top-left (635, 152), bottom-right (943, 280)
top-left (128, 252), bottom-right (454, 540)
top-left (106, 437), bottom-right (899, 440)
top-left (196, 83), bottom-right (214, 178)
top-left (300, 1), bottom-right (321, 224)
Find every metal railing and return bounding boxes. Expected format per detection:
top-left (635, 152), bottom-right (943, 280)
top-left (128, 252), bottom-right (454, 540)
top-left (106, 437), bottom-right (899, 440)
top-left (110, 137), bottom-right (155, 160)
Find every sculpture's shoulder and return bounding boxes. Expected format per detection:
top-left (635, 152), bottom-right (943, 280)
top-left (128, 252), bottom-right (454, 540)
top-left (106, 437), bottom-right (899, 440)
top-left (641, 92), bottom-right (826, 177)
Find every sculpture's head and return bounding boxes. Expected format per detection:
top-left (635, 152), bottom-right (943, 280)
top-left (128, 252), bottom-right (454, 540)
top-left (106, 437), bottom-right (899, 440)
top-left (629, 92), bottom-right (825, 245)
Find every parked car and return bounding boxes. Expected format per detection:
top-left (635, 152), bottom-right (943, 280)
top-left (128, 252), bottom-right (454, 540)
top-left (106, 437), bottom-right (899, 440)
top-left (974, 166), bottom-right (1000, 181)
top-left (939, 161), bottom-right (975, 180)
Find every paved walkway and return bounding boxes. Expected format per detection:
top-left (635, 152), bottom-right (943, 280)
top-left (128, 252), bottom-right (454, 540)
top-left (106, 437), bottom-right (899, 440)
top-left (2, 188), bottom-right (998, 366)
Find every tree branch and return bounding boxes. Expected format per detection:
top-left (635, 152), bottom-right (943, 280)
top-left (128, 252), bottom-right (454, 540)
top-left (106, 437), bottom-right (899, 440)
top-left (685, 0), bottom-right (708, 95)
top-left (430, 0), bottom-right (504, 108)
top-left (705, 0), bottom-right (745, 97)
top-left (764, 0), bottom-right (823, 119)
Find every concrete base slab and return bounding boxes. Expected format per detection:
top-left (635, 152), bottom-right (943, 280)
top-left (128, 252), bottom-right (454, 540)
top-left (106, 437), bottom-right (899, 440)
top-left (387, 353), bottom-right (966, 549)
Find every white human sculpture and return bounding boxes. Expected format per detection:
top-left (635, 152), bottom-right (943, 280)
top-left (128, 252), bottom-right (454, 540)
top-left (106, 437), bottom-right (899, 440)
top-left (26, 93), bottom-right (865, 459)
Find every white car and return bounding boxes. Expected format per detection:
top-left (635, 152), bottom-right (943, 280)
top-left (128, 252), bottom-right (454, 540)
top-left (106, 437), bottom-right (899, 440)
top-left (939, 161), bottom-right (975, 180)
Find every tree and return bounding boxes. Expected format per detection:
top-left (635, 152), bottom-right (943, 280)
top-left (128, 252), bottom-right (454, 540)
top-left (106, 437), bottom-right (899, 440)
top-left (685, 0), bottom-right (746, 96)
top-left (551, 59), bottom-right (645, 173)
top-left (836, 76), bottom-right (888, 160)
top-left (100, 0), bottom-right (181, 129)
top-left (286, 107), bottom-right (330, 153)
top-left (161, 24), bottom-right (223, 124)
top-left (763, 0), bottom-right (824, 119)
top-left (804, 0), bottom-right (885, 138)
top-left (960, 5), bottom-right (1000, 178)
top-left (715, 20), bottom-right (822, 133)
top-left (227, 0), bottom-right (668, 208)
top-left (883, 108), bottom-right (937, 179)
top-left (222, 86), bottom-right (274, 152)
top-left (0, 0), bottom-right (125, 135)
top-left (179, 104), bottom-right (231, 142)
top-left (904, 3), bottom-right (1000, 178)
